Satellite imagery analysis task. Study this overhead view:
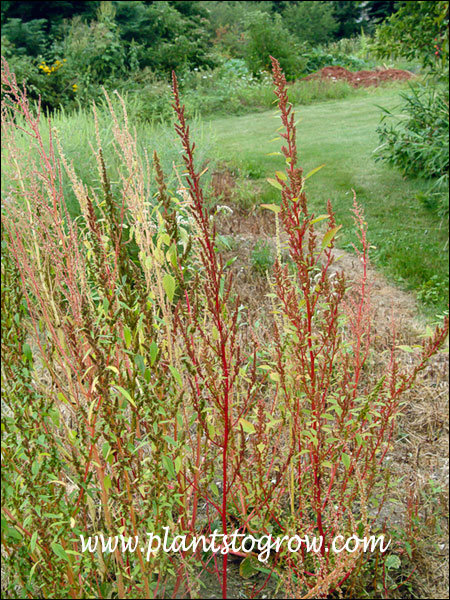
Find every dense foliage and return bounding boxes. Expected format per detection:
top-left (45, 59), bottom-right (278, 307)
top-left (373, 0), bottom-right (449, 74)
top-left (1, 0), bottom-right (399, 111)
top-left (373, 0), bottom-right (449, 219)
top-left (376, 83), bottom-right (449, 216)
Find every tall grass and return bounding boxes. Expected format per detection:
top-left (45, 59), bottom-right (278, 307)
top-left (1, 97), bottom-right (215, 218)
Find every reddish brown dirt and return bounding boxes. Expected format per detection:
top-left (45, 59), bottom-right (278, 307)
top-left (305, 65), bottom-right (415, 88)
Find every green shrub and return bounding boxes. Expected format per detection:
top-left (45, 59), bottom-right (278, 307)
top-left (114, 0), bottom-right (217, 74)
top-left (117, 70), bottom-right (174, 122)
top-left (303, 47), bottom-right (374, 74)
top-left (375, 83), bottom-right (449, 217)
top-left (1, 34), bottom-right (80, 111)
top-left (243, 10), bottom-right (306, 80)
top-left (417, 274), bottom-right (449, 307)
top-left (1, 5), bottom-right (128, 112)
top-left (60, 5), bottom-right (128, 97)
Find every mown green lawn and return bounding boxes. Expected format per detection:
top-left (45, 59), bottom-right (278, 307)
top-left (208, 89), bottom-right (449, 316)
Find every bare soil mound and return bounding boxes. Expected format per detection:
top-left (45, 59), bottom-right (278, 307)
top-left (305, 65), bottom-right (415, 87)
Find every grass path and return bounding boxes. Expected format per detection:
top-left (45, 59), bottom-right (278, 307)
top-left (208, 89), bottom-right (448, 315)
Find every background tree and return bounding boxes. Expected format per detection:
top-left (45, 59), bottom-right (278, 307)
top-left (1, 18), bottom-right (48, 56)
top-left (283, 1), bottom-right (338, 45)
top-left (373, 0), bottom-right (449, 220)
top-left (1, 0), bottom-right (99, 22)
top-left (114, 1), bottom-right (216, 73)
top-left (373, 0), bottom-right (449, 71)
top-left (243, 9), bottom-right (305, 79)
top-left (331, 1), bottom-right (365, 38)
top-left (364, 0), bottom-right (397, 26)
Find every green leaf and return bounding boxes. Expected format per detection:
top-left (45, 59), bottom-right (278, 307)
top-left (240, 555), bottom-right (260, 579)
top-left (114, 386), bottom-right (137, 408)
top-left (103, 475), bottom-right (112, 493)
top-left (163, 273), bottom-right (176, 303)
top-left (261, 203), bottom-right (281, 214)
top-left (275, 170), bottom-right (287, 181)
top-left (397, 345), bottom-right (414, 353)
top-left (304, 164), bottom-right (325, 180)
top-left (23, 343), bottom-right (32, 362)
top-left (404, 542), bottom-right (412, 559)
top-left (169, 365), bottom-right (183, 388)
top-left (163, 436), bottom-right (177, 447)
top-left (239, 418), bottom-right (256, 435)
top-left (166, 243), bottom-right (178, 268)
top-left (123, 326), bottom-right (132, 349)
top-left (266, 178), bottom-right (283, 190)
top-left (162, 456), bottom-right (175, 479)
top-left (219, 276), bottom-right (225, 300)
top-left (49, 409), bottom-right (60, 427)
top-left (159, 233), bottom-right (171, 247)
top-left (310, 214), bottom-right (330, 226)
top-left (321, 225), bottom-right (342, 249)
top-left (266, 418), bottom-right (282, 430)
top-left (341, 453), bottom-right (351, 469)
top-left (57, 392), bottom-right (68, 404)
top-left (51, 542), bottom-right (70, 562)
top-left (102, 442), bottom-right (111, 460)
top-left (30, 531), bottom-right (38, 553)
top-left (6, 526), bottom-right (23, 542)
top-left (134, 353), bottom-right (146, 375)
top-left (331, 404), bottom-right (343, 417)
top-left (149, 341), bottom-right (158, 366)
top-left (385, 554), bottom-right (401, 570)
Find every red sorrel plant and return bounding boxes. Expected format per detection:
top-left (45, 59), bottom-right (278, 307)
top-left (168, 60), bottom-right (448, 599)
top-left (1, 58), bottom-right (202, 598)
top-left (171, 72), bottom-right (260, 598)
top-left (240, 57), bottom-right (448, 598)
